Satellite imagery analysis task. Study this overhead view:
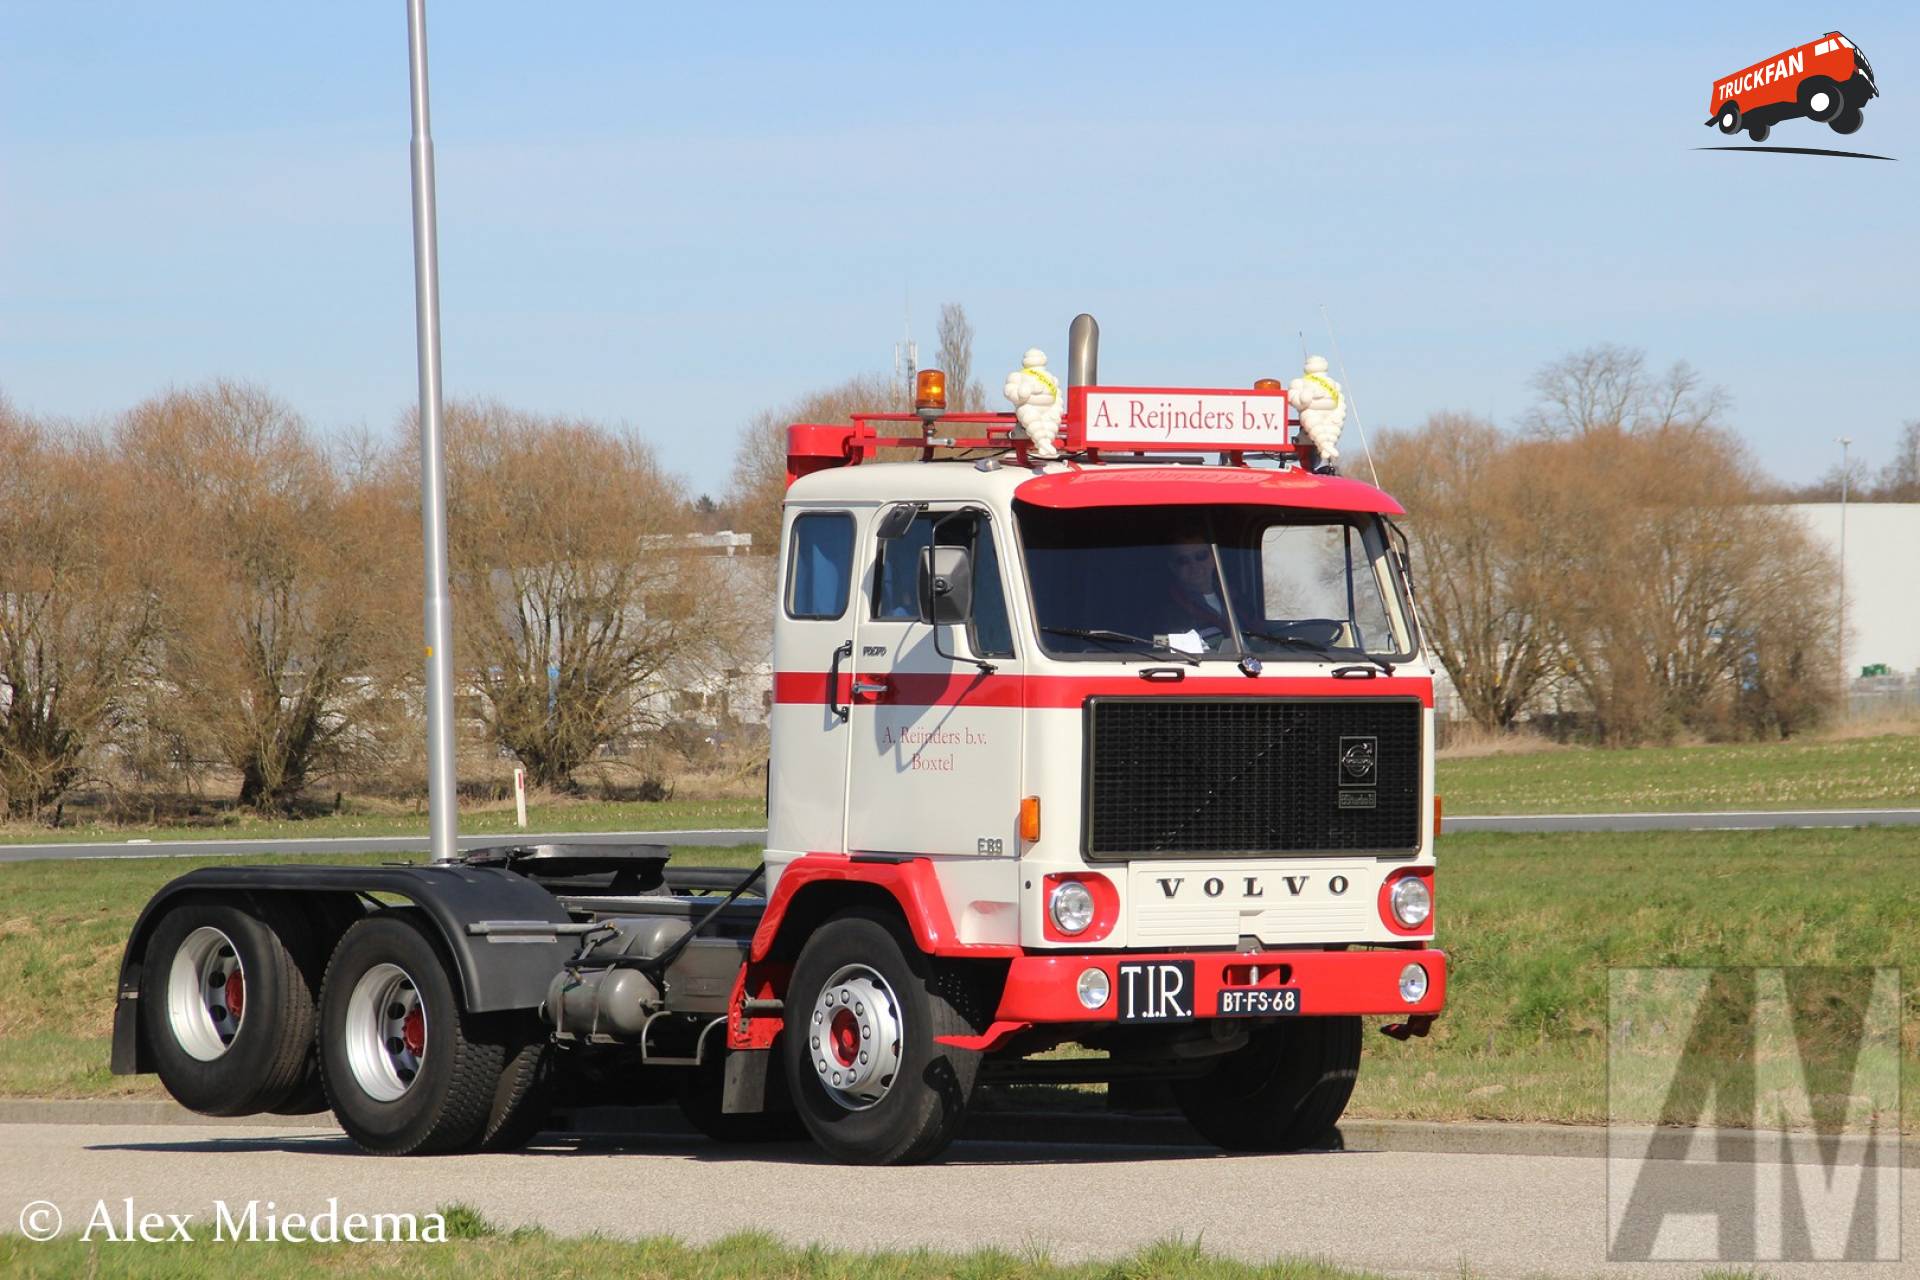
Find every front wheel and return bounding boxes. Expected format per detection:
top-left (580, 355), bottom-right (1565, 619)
top-left (318, 912), bottom-right (506, 1155)
top-left (782, 910), bottom-right (980, 1164)
top-left (1800, 77), bottom-right (1844, 122)
top-left (1172, 1015), bottom-right (1361, 1151)
top-left (1830, 106), bottom-right (1864, 135)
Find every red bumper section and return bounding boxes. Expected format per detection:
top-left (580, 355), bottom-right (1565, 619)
top-left (936, 947), bottom-right (1448, 1052)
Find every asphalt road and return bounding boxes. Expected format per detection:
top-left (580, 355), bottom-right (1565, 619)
top-left (1, 1121), bottom-right (1903, 1276)
top-left (3, 809), bottom-right (1917, 862)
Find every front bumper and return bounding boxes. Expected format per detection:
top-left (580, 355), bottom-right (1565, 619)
top-left (940, 946), bottom-right (1447, 1051)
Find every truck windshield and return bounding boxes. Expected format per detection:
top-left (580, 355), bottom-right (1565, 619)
top-left (1015, 501), bottom-right (1415, 664)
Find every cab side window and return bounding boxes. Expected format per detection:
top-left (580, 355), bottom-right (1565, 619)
top-left (785, 511), bottom-right (855, 620)
top-left (870, 511), bottom-right (1015, 658)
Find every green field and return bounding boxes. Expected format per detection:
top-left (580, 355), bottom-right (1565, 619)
top-left (0, 829), bottom-right (1912, 1132)
top-left (4, 733), bottom-right (1915, 849)
top-left (1436, 731), bottom-right (1920, 815)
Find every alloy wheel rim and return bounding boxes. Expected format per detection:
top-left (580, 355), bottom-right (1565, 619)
top-left (166, 926), bottom-right (245, 1062)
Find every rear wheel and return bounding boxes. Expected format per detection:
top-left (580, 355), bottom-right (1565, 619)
top-left (782, 910), bottom-right (979, 1164)
top-left (1172, 1016), bottom-right (1361, 1151)
top-left (1746, 121), bottom-right (1771, 143)
top-left (319, 913), bottom-right (506, 1155)
top-left (140, 900), bottom-right (315, 1117)
top-left (1716, 103), bottom-right (1741, 134)
top-left (474, 1019), bottom-right (555, 1151)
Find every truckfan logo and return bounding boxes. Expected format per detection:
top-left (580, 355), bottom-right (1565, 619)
top-left (1699, 31), bottom-right (1891, 160)
top-left (1338, 736), bottom-right (1377, 785)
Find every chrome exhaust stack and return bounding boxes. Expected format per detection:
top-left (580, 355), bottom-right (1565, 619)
top-left (1068, 313), bottom-right (1099, 388)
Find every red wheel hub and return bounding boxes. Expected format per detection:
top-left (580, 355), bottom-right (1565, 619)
top-left (401, 1007), bottom-right (425, 1057)
top-left (224, 970), bottom-right (245, 1020)
top-left (829, 1007), bottom-right (860, 1066)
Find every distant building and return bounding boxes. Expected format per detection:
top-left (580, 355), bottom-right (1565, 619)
top-left (1785, 504), bottom-right (1920, 677)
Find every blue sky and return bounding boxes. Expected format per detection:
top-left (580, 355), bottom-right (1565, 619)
top-left (3, 2), bottom-right (1915, 496)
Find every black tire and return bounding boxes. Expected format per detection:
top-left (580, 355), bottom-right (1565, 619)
top-left (1172, 1016), bottom-right (1361, 1151)
top-left (782, 909), bottom-right (980, 1165)
top-left (139, 899), bottom-right (316, 1117)
top-left (677, 1054), bottom-right (808, 1144)
top-left (1746, 121), bottom-right (1771, 143)
top-left (1799, 76), bottom-right (1844, 122)
top-left (318, 912), bottom-right (506, 1155)
top-left (267, 1058), bottom-right (330, 1116)
top-left (1716, 102), bottom-right (1741, 135)
top-left (1830, 106), bottom-right (1864, 135)
top-left (475, 1021), bottom-right (554, 1151)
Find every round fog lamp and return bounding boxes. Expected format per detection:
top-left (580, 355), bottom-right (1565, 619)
top-left (1049, 880), bottom-right (1096, 935)
top-left (1076, 967), bottom-right (1111, 1010)
top-left (1390, 876), bottom-right (1431, 928)
top-left (1399, 963), bottom-right (1430, 1005)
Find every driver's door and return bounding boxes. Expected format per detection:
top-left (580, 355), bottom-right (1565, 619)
top-left (844, 506), bottom-right (1024, 858)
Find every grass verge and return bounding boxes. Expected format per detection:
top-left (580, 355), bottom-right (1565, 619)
top-left (1436, 731), bottom-right (1920, 814)
top-left (0, 1221), bottom-right (1420, 1279)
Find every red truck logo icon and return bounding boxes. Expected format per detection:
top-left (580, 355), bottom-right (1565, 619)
top-left (1707, 32), bottom-right (1879, 142)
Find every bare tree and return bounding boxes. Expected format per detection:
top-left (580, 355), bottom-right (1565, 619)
top-left (1873, 420), bottom-right (1920, 501)
top-left (121, 383), bottom-right (412, 811)
top-left (445, 402), bottom-right (728, 790)
top-left (0, 404), bottom-right (158, 817)
top-left (1523, 344), bottom-right (1726, 438)
top-left (1528, 423), bottom-right (1835, 743)
top-left (724, 372), bottom-right (899, 554)
top-left (936, 302), bottom-right (985, 411)
top-left (1374, 414), bottom-right (1554, 731)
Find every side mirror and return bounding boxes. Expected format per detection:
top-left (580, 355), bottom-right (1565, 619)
top-left (917, 545), bottom-right (973, 625)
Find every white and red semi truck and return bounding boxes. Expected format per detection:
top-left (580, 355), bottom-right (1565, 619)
top-left (112, 315), bottom-right (1447, 1164)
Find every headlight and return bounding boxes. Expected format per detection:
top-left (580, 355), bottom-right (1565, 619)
top-left (1076, 967), bottom-right (1110, 1010)
top-left (1389, 876), bottom-right (1431, 928)
top-left (1048, 880), bottom-right (1096, 935)
top-left (1399, 963), bottom-right (1429, 1004)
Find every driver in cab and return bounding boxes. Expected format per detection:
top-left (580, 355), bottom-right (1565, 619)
top-left (1161, 534), bottom-right (1229, 653)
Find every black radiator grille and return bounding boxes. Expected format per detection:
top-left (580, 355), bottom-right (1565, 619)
top-left (1083, 698), bottom-right (1422, 857)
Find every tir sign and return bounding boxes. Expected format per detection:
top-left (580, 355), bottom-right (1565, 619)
top-left (1075, 386), bottom-right (1291, 450)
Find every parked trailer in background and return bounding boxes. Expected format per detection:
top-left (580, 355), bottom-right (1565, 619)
top-left (1708, 31), bottom-right (1878, 141)
top-left (112, 315), bottom-right (1447, 1165)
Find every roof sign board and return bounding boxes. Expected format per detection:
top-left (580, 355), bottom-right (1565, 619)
top-left (1069, 386), bottom-right (1293, 451)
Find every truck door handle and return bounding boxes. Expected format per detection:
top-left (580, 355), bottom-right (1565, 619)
top-left (851, 678), bottom-right (889, 698)
top-left (827, 642), bottom-right (851, 722)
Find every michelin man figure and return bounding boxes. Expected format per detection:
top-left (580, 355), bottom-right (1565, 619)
top-left (1289, 355), bottom-right (1345, 468)
top-left (1003, 348), bottom-right (1063, 458)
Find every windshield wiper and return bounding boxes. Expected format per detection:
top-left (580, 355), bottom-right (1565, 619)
top-left (1040, 626), bottom-right (1201, 667)
top-left (1240, 629), bottom-right (1394, 674)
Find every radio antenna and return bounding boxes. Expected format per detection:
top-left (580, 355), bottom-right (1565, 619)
top-left (1320, 305), bottom-right (1380, 488)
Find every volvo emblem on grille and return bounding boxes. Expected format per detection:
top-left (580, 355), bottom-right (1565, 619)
top-left (1339, 736), bottom-right (1378, 786)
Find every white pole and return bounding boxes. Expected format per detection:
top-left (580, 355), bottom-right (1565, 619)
top-left (407, 0), bottom-right (459, 863)
top-left (513, 767), bottom-right (528, 829)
